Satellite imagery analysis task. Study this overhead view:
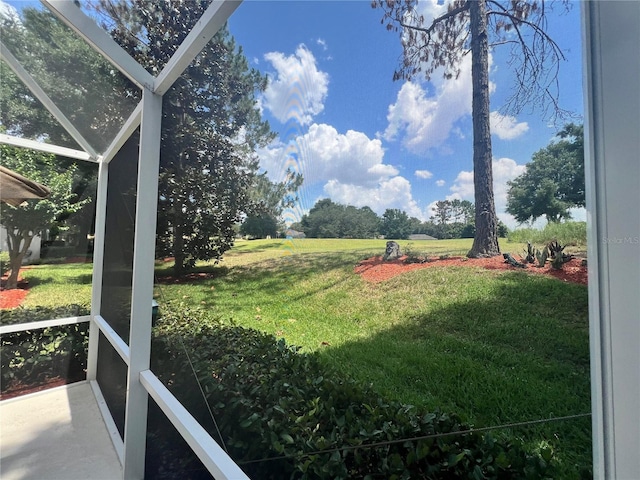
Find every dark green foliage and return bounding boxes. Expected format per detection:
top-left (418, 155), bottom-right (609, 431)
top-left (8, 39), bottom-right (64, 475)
top-left (0, 8), bottom-right (133, 150)
top-left (149, 304), bottom-right (556, 479)
top-left (380, 208), bottom-right (412, 240)
top-left (240, 215), bottom-right (280, 239)
top-left (503, 253), bottom-right (527, 268)
top-left (536, 246), bottom-right (549, 268)
top-left (523, 243), bottom-right (536, 264)
top-left (507, 125), bottom-right (585, 224)
top-left (242, 170), bottom-right (304, 238)
top-left (547, 241), bottom-right (565, 259)
top-left (300, 200), bottom-right (381, 239)
top-left (0, 251), bottom-right (9, 276)
top-left (91, 1), bottom-right (274, 276)
top-left (1, 305), bottom-right (90, 395)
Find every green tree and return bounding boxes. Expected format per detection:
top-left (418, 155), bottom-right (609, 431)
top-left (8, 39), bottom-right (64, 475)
top-left (242, 169), bottom-right (303, 238)
top-left (506, 124), bottom-right (584, 223)
top-left (93, 1), bottom-right (275, 275)
top-left (0, 8), bottom-right (134, 151)
top-left (374, 0), bottom-right (567, 258)
top-left (380, 209), bottom-right (412, 239)
top-left (346, 206), bottom-right (381, 238)
top-left (300, 199), bottom-right (344, 238)
top-left (0, 146), bottom-right (88, 288)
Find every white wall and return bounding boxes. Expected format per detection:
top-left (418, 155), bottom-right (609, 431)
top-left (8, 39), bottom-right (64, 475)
top-left (0, 226), bottom-right (41, 263)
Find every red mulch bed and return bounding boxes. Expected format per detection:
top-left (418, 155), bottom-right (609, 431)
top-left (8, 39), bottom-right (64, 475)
top-left (355, 255), bottom-right (588, 285)
top-left (0, 270), bottom-right (29, 309)
top-left (0, 377), bottom-right (72, 401)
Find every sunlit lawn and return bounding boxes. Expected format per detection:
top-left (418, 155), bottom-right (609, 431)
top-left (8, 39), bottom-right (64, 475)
top-left (15, 237), bottom-right (591, 477)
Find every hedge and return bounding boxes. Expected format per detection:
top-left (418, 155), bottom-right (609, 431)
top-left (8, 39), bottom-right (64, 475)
top-left (0, 305), bottom-right (90, 396)
top-left (148, 304), bottom-right (556, 479)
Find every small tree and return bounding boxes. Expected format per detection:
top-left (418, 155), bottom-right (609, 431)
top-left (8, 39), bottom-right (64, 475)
top-left (0, 146), bottom-right (87, 289)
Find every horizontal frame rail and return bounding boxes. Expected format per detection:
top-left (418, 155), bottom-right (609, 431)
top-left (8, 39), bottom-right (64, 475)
top-left (0, 315), bottom-right (90, 335)
top-left (140, 370), bottom-right (249, 480)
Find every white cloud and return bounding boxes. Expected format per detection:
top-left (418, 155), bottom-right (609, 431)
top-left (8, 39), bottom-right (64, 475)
top-left (449, 157), bottom-right (526, 227)
top-left (490, 111), bottom-right (529, 140)
top-left (324, 176), bottom-right (424, 219)
top-left (383, 55), bottom-right (473, 154)
top-left (258, 123), bottom-right (397, 186)
top-left (436, 179), bottom-right (446, 187)
top-left (258, 123), bottom-right (432, 220)
top-left (415, 170), bottom-right (433, 179)
top-left (263, 45), bottom-right (329, 126)
top-left (0, 0), bottom-right (21, 24)
top-left (316, 38), bottom-right (328, 51)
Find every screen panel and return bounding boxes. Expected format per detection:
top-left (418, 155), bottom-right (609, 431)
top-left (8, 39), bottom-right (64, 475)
top-left (100, 131), bottom-right (140, 344)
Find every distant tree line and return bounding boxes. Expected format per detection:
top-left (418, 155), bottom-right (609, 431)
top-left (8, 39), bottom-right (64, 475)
top-left (286, 198), bottom-right (508, 240)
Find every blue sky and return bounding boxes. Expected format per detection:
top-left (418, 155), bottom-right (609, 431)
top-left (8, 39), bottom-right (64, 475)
top-left (2, 0), bottom-right (584, 228)
top-left (227, 1), bottom-right (584, 227)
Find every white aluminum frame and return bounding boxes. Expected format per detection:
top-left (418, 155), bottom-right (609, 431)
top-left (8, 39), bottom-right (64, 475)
top-left (141, 370), bottom-right (249, 480)
top-left (42, 0), bottom-right (155, 91)
top-left (0, 42), bottom-right (98, 158)
top-left (582, 2), bottom-right (640, 478)
top-left (0, 134), bottom-right (94, 162)
top-left (0, 315), bottom-right (90, 335)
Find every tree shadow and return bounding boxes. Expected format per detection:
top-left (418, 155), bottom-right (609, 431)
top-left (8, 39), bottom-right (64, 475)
top-left (189, 251), bottom-right (372, 310)
top-left (313, 272), bottom-right (591, 472)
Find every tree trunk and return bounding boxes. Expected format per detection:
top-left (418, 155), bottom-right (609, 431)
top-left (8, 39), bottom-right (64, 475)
top-left (5, 231), bottom-right (34, 290)
top-left (467, 0), bottom-right (500, 258)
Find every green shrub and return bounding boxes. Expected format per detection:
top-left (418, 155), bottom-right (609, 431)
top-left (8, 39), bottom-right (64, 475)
top-left (1, 305), bottom-right (90, 395)
top-left (507, 222), bottom-right (586, 246)
top-left (148, 303), bottom-right (556, 479)
top-left (0, 251), bottom-right (9, 276)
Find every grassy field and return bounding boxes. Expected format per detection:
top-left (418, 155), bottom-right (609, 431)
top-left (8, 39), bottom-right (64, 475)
top-left (15, 237), bottom-right (592, 477)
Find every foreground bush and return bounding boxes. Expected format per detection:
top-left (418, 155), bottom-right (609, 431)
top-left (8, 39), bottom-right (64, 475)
top-left (0, 305), bottom-right (90, 395)
top-left (149, 304), bottom-right (555, 479)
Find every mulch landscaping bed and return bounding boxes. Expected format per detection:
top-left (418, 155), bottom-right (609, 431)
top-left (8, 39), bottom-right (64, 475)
top-left (355, 255), bottom-right (588, 285)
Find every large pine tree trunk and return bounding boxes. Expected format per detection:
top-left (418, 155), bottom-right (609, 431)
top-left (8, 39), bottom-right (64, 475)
top-left (467, 0), bottom-right (500, 258)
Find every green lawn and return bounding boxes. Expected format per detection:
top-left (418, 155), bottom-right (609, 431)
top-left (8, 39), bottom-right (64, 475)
top-left (14, 237), bottom-right (592, 477)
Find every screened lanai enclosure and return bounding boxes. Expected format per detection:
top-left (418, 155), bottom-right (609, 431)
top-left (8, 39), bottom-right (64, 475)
top-left (0, 1), bottom-right (638, 479)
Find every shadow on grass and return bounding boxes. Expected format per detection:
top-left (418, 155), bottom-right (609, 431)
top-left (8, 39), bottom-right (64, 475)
top-left (315, 272), bottom-right (591, 476)
top-left (193, 250), bottom-right (374, 309)
top-left (24, 274), bottom-right (93, 287)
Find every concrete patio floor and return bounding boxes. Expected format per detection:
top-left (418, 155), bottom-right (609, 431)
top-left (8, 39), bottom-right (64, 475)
top-left (0, 382), bottom-right (122, 480)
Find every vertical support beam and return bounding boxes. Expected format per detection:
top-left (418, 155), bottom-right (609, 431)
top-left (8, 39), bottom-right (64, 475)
top-left (582, 2), bottom-right (640, 478)
top-left (87, 159), bottom-right (110, 380)
top-left (122, 88), bottom-right (162, 480)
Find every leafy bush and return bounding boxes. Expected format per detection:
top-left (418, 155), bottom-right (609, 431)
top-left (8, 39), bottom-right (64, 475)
top-left (148, 303), bottom-right (556, 479)
top-left (1, 305), bottom-right (90, 395)
top-left (0, 251), bottom-right (9, 276)
top-left (507, 222), bottom-right (586, 246)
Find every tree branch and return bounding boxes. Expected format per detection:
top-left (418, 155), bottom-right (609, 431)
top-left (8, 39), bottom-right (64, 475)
top-left (486, 8), bottom-right (565, 60)
top-left (398, 2), bottom-right (470, 36)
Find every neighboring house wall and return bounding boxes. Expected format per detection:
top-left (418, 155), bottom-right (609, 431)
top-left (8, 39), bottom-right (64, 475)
top-left (0, 226), bottom-right (41, 263)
